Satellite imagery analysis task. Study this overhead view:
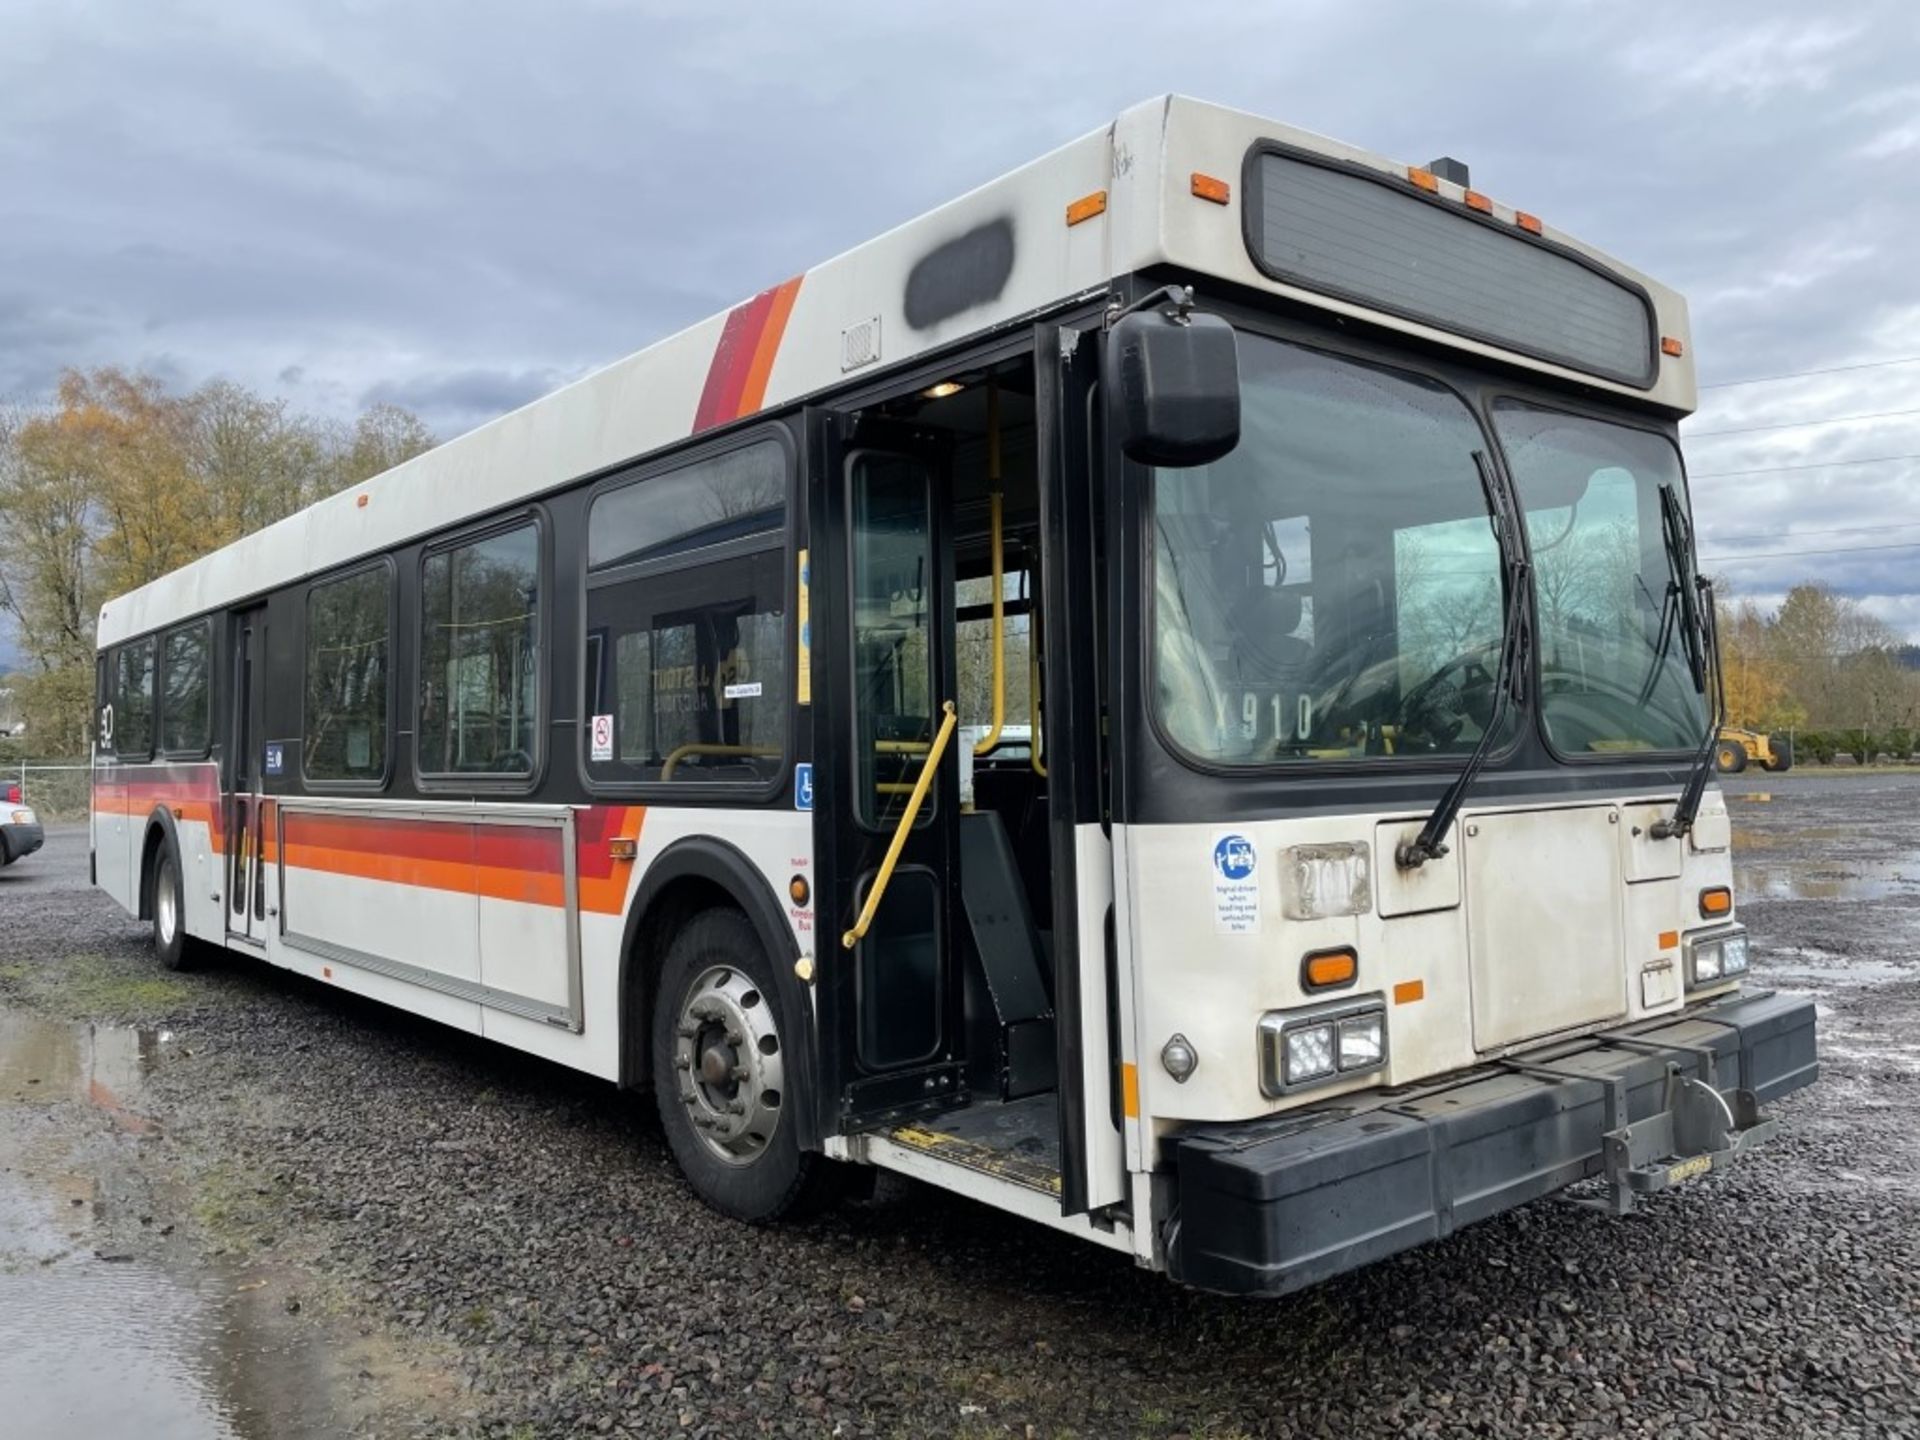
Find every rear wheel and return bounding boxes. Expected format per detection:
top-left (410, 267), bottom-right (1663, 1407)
top-left (651, 907), bottom-right (840, 1222)
top-left (1715, 741), bottom-right (1748, 774)
top-left (151, 842), bottom-right (193, 971)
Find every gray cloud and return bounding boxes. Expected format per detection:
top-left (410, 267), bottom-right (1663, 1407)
top-left (2, 0), bottom-right (1917, 632)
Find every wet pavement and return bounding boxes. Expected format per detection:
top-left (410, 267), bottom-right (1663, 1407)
top-left (0, 791), bottom-right (1916, 1438)
top-left (0, 1008), bottom-right (357, 1438)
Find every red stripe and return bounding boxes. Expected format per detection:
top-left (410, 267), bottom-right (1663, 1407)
top-left (691, 285), bottom-right (779, 434)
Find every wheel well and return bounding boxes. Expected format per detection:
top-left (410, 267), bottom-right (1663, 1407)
top-left (137, 818), bottom-right (169, 922)
top-left (620, 875), bottom-right (742, 1093)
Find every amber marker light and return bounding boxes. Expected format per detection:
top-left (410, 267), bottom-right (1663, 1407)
top-left (1464, 190), bottom-right (1492, 213)
top-left (1662, 336), bottom-right (1686, 357)
top-left (1302, 947), bottom-right (1358, 993)
top-left (1190, 172), bottom-right (1231, 204)
top-left (608, 837), bottom-right (638, 861)
top-left (1515, 210), bottom-right (1544, 234)
top-left (1065, 190), bottom-right (1108, 226)
top-left (1700, 886), bottom-right (1733, 919)
top-left (789, 874), bottom-right (810, 906)
top-left (1407, 166), bottom-right (1438, 192)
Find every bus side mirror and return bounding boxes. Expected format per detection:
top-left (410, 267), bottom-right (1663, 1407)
top-left (1105, 306), bottom-right (1241, 468)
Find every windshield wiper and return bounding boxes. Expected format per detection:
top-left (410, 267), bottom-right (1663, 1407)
top-left (1649, 482), bottom-right (1723, 840)
top-left (1398, 451), bottom-right (1530, 870)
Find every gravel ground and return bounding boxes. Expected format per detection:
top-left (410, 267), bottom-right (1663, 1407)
top-left (1, 785), bottom-right (1916, 1439)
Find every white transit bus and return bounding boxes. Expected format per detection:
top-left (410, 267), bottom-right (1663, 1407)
top-left (93, 97), bottom-right (1816, 1295)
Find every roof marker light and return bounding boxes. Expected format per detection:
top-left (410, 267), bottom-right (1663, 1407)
top-left (1407, 166), bottom-right (1439, 193)
top-left (1464, 190), bottom-right (1492, 213)
top-left (1190, 172), bottom-right (1231, 205)
top-left (1662, 337), bottom-right (1686, 358)
top-left (1065, 190), bottom-right (1107, 226)
top-left (1515, 210), bottom-right (1543, 234)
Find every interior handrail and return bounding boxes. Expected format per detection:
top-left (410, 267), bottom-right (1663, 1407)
top-left (659, 742), bottom-right (780, 779)
top-left (841, 700), bottom-right (957, 950)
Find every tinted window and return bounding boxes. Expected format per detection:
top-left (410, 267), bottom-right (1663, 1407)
top-left (306, 566), bottom-right (391, 782)
top-left (420, 524), bottom-right (540, 775)
top-left (850, 454), bottom-right (937, 826)
top-left (583, 548), bottom-right (787, 784)
top-left (116, 638), bottom-right (156, 758)
top-left (160, 622), bottom-right (212, 753)
top-left (588, 440), bottom-right (786, 571)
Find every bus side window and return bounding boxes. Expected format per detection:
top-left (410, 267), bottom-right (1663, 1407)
top-left (419, 524), bottom-right (540, 776)
top-left (583, 551), bottom-right (787, 785)
top-left (116, 637), bottom-right (156, 760)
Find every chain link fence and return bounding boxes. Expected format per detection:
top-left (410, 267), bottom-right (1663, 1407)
top-left (10, 759), bottom-right (94, 822)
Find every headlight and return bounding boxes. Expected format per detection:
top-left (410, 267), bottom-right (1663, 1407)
top-left (1721, 932), bottom-right (1750, 976)
top-left (1260, 998), bottom-right (1388, 1097)
top-left (1337, 1013), bottom-right (1385, 1070)
top-left (1686, 925), bottom-right (1748, 990)
top-left (1283, 1024), bottom-right (1336, 1085)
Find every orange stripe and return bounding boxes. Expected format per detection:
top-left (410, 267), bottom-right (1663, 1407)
top-left (1121, 1062), bottom-right (1139, 1118)
top-left (736, 275), bottom-right (803, 418)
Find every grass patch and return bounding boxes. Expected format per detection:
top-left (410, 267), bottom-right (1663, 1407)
top-left (0, 949), bottom-right (199, 1022)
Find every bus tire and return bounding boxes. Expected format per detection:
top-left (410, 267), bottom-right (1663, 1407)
top-left (651, 907), bottom-right (838, 1223)
top-left (151, 839), bottom-right (193, 972)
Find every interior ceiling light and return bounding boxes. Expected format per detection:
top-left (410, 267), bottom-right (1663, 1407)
top-left (921, 380), bottom-right (965, 400)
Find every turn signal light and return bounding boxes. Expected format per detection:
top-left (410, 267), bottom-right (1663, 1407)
top-left (1699, 886), bottom-right (1733, 919)
top-left (608, 837), bottom-right (638, 861)
top-left (1302, 947), bottom-right (1358, 993)
top-left (1661, 336), bottom-right (1686, 357)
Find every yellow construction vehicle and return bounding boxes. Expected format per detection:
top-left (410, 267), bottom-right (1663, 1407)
top-left (1715, 726), bottom-right (1792, 774)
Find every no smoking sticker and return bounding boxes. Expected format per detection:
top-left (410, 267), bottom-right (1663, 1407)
top-left (590, 713), bottom-right (614, 762)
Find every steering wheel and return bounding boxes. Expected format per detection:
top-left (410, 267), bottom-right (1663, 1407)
top-left (1398, 647), bottom-right (1500, 749)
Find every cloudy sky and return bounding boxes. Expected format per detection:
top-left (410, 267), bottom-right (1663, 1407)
top-left (5, 0), bottom-right (1918, 636)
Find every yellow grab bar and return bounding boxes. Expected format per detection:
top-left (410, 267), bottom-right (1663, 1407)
top-left (842, 700), bottom-right (957, 950)
top-left (660, 743), bottom-right (779, 779)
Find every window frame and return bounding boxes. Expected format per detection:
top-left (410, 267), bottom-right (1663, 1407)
top-left (114, 635), bottom-right (159, 763)
top-left (413, 508), bottom-right (550, 793)
top-left (157, 617), bottom-right (215, 760)
top-left (577, 425), bottom-right (797, 803)
top-left (300, 556), bottom-right (398, 791)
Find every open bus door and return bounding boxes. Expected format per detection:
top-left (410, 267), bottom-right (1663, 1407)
top-left (805, 409), bottom-right (969, 1135)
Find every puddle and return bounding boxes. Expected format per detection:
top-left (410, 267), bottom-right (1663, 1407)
top-left (1735, 857), bottom-right (1920, 902)
top-left (0, 1006), bottom-right (359, 1438)
top-left (0, 1007), bottom-right (162, 1130)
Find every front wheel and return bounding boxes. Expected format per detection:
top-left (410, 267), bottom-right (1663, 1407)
top-left (651, 907), bottom-right (840, 1222)
top-left (1715, 742), bottom-right (1748, 774)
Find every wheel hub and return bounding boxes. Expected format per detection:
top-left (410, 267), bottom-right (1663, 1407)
top-left (672, 965), bottom-right (784, 1165)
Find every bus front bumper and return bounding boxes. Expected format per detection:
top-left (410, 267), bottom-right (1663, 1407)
top-left (1165, 989), bottom-right (1818, 1297)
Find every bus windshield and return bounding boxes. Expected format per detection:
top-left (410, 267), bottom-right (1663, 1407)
top-left (1491, 401), bottom-right (1707, 755)
top-left (1152, 333), bottom-right (1514, 766)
